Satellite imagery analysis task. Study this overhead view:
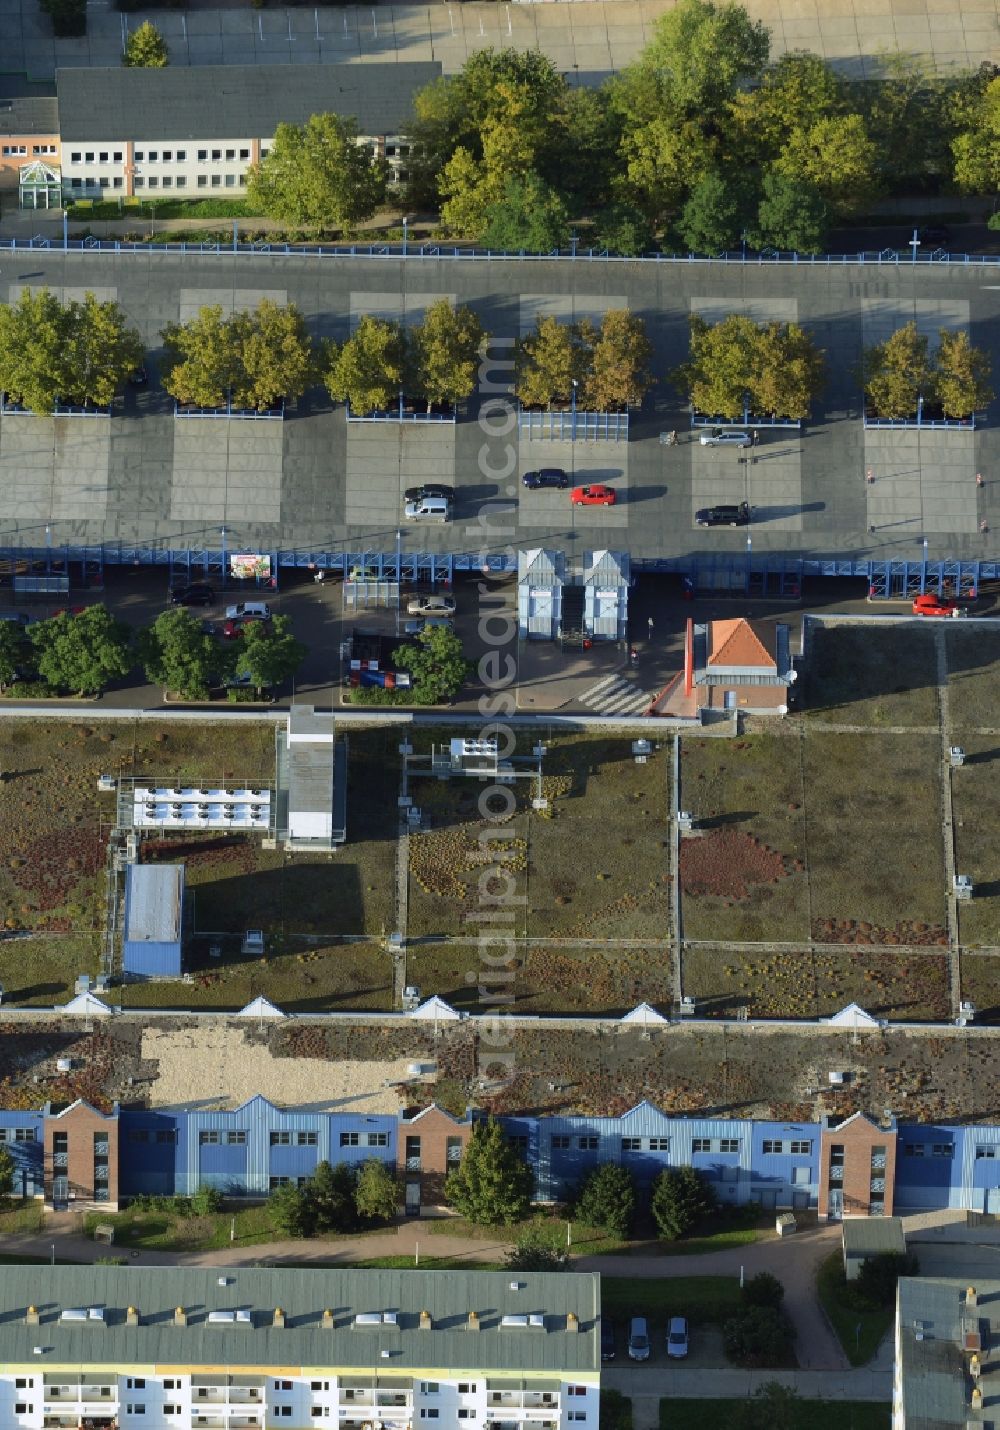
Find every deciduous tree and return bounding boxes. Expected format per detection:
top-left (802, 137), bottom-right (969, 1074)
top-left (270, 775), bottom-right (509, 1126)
top-left (29, 606), bottom-right (132, 697)
top-left (0, 1144), bottom-right (15, 1205)
top-left (445, 1119), bottom-right (534, 1226)
top-left (268, 1182), bottom-right (315, 1238)
top-left (723, 1306), bottom-right (794, 1367)
top-left (678, 172), bottom-right (749, 254)
top-left (505, 1225), bottom-right (569, 1272)
top-left (323, 316), bottom-right (408, 415)
top-left (773, 113), bottom-right (879, 218)
top-left (411, 299), bottom-right (484, 410)
top-left (123, 20), bottom-right (168, 66)
top-left (161, 305), bottom-right (239, 409)
top-left (0, 288), bottom-right (142, 414)
top-left (637, 0), bottom-right (770, 119)
top-left (60, 292), bottom-right (145, 408)
top-left (650, 1165), bottom-right (716, 1240)
top-left (354, 1160), bottom-right (399, 1223)
top-left (673, 313), bottom-right (824, 420)
top-left (0, 623), bottom-right (29, 688)
top-left (308, 1160), bottom-right (358, 1233)
top-left (246, 112), bottom-right (388, 230)
top-left (395, 623), bottom-right (468, 705)
top-left (935, 328), bottom-right (994, 417)
top-left (729, 52), bottom-right (843, 160)
top-left (481, 172), bottom-right (569, 253)
top-left (751, 170), bottom-right (828, 254)
top-left (619, 117), bottom-right (717, 225)
top-left (951, 74), bottom-right (1000, 194)
top-left (583, 310), bottom-right (654, 410)
top-left (235, 615), bottom-right (305, 694)
top-left (230, 300), bottom-right (314, 410)
top-left (750, 320), bottom-right (826, 419)
top-left (574, 1163), bottom-right (636, 1239)
top-left (862, 320), bottom-right (933, 418)
top-left (515, 316), bottom-right (592, 409)
top-left (137, 607), bottom-right (227, 700)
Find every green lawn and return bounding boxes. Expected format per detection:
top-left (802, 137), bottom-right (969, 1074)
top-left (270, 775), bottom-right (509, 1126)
top-left (816, 1252), bottom-right (892, 1366)
top-left (601, 1275), bottom-right (742, 1326)
top-left (804, 624), bottom-right (939, 727)
top-left (0, 1202), bottom-right (46, 1234)
top-left (659, 1399), bottom-right (889, 1430)
top-left (68, 198), bottom-right (256, 221)
top-left (601, 1391), bottom-right (632, 1430)
top-left (83, 1203), bottom-right (279, 1252)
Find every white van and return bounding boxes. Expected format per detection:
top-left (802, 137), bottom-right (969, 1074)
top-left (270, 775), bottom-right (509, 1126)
top-left (404, 496), bottom-right (451, 523)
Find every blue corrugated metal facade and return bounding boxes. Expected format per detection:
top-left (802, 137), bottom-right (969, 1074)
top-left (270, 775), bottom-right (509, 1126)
top-left (0, 1111), bottom-right (45, 1197)
top-left (122, 864), bottom-right (184, 980)
top-left (118, 1096), bottom-right (397, 1199)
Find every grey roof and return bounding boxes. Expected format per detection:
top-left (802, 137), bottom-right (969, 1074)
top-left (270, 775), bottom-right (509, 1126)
top-left (0, 1267), bottom-right (599, 1373)
top-left (896, 1277), bottom-right (999, 1429)
top-left (55, 63), bottom-right (441, 143)
top-left (288, 741), bottom-right (334, 815)
top-left (124, 864), bottom-right (183, 944)
top-left (842, 1216), bottom-right (906, 1261)
top-left (0, 94), bottom-right (59, 138)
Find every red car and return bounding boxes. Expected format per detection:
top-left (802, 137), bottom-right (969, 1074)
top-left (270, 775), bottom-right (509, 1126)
top-left (912, 593), bottom-right (967, 618)
top-left (222, 614), bottom-right (268, 639)
top-left (571, 484), bottom-right (617, 507)
top-left (52, 605), bottom-right (87, 619)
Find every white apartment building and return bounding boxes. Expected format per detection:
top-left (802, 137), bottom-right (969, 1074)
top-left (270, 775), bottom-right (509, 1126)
top-left (54, 62), bottom-right (440, 201)
top-left (0, 1267), bottom-right (600, 1430)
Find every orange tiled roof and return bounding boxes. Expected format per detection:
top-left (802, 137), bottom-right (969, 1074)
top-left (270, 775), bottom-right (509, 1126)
top-left (708, 618), bottom-right (776, 669)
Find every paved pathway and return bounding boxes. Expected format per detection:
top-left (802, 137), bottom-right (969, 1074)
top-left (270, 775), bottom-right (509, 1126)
top-left (4, 0), bottom-right (997, 85)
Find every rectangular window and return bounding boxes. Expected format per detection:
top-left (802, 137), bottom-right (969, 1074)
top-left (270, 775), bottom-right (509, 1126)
top-left (71, 177), bottom-right (82, 188)
top-left (175, 176), bottom-right (186, 188)
top-left (297, 1132), bottom-right (317, 1146)
top-left (162, 149), bottom-right (172, 161)
top-left (340, 1132), bottom-right (360, 1147)
top-left (227, 1131), bottom-right (247, 1145)
top-left (907, 1144), bottom-right (927, 1158)
top-left (70, 151), bottom-right (81, 162)
top-left (176, 149), bottom-right (186, 160)
top-left (147, 150), bottom-right (158, 161)
top-left (133, 151), bottom-right (143, 161)
top-left (113, 177), bottom-right (124, 189)
top-left (458, 1412), bottom-right (475, 1421)
top-left (762, 1140), bottom-right (783, 1155)
top-left (15, 1406), bottom-right (28, 1415)
top-left (369, 1132), bottom-right (389, 1148)
top-left (84, 151), bottom-right (94, 161)
top-left (162, 176), bottom-right (172, 188)
top-left (224, 148), bottom-right (234, 159)
top-left (99, 150), bottom-right (108, 161)
top-left (211, 149), bottom-right (221, 160)
top-left (578, 1136), bottom-right (598, 1151)
top-left (197, 149), bottom-right (207, 161)
top-left (163, 1382), bottom-right (179, 1391)
top-left (156, 1129), bottom-right (176, 1144)
top-left (568, 1387), bottom-right (587, 1398)
top-left (147, 177), bottom-right (158, 188)
top-left (134, 178), bottom-right (144, 187)
top-left (648, 1137), bottom-right (670, 1152)
top-left (270, 1131), bottom-right (291, 1146)
top-left (458, 1386), bottom-right (474, 1396)
top-left (789, 1140), bottom-right (812, 1155)
top-left (932, 1144), bottom-right (953, 1158)
top-left (164, 1408), bottom-right (179, 1416)
top-left (421, 1384), bottom-right (439, 1395)
top-left (197, 175), bottom-right (207, 187)
top-left (14, 1128), bottom-right (35, 1142)
top-left (311, 1412), bottom-right (322, 1420)
top-left (976, 1146), bottom-right (996, 1159)
top-left (692, 1138), bottom-right (711, 1153)
top-left (239, 147), bottom-right (250, 159)
top-left (720, 1139), bottom-right (739, 1153)
top-left (126, 1406), bottom-right (145, 1416)
top-left (211, 174), bottom-right (221, 186)
top-left (274, 1382), bottom-right (292, 1393)
top-left (199, 1131), bottom-right (220, 1145)
top-left (829, 1144), bottom-right (845, 1165)
top-left (127, 1380), bottom-right (146, 1390)
top-left (275, 1410), bottom-right (291, 1419)
top-left (551, 1135), bottom-right (570, 1150)
top-left (269, 1176), bottom-right (290, 1189)
top-left (15, 1381), bottom-right (29, 1389)
top-left (621, 1138), bottom-right (642, 1153)
top-left (569, 1415), bottom-right (586, 1423)
top-left (225, 173), bottom-right (236, 186)
top-left (419, 1413), bottom-right (439, 1422)
top-left (114, 150), bottom-right (122, 161)
top-left (310, 1383), bottom-right (329, 1393)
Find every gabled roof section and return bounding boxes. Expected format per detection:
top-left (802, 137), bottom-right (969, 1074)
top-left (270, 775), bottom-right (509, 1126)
top-left (708, 618), bottom-right (777, 669)
top-left (403, 1103), bottom-right (471, 1127)
top-left (238, 995), bottom-right (286, 1019)
top-left (826, 1109), bottom-right (885, 1134)
top-left (518, 548), bottom-right (565, 586)
top-left (47, 1098), bottom-right (117, 1121)
top-left (63, 991), bottom-right (112, 1016)
top-left (408, 995), bottom-right (463, 1021)
top-left (584, 550), bottom-right (630, 587)
top-left (620, 1003), bottom-right (668, 1026)
top-left (823, 1003), bottom-right (880, 1028)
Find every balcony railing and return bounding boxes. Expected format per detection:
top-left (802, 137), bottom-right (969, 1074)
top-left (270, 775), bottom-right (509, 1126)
top-left (228, 1391), bottom-right (263, 1404)
top-left (829, 1166), bottom-right (844, 1183)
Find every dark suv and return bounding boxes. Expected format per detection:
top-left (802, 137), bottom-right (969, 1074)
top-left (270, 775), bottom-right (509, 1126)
top-left (404, 483), bottom-right (454, 503)
top-left (170, 582), bottom-right (215, 606)
top-left (522, 468), bottom-right (570, 490)
top-left (696, 502), bottom-right (751, 527)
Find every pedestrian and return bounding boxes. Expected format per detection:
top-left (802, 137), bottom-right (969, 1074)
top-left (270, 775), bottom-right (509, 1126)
top-left (752, 429), bottom-right (760, 447)
top-left (647, 616), bottom-right (654, 636)
top-left (977, 472), bottom-right (984, 488)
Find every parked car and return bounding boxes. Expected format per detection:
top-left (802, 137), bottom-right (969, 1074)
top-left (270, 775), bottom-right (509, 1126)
top-left (404, 496), bottom-right (452, 523)
top-left (571, 484), bottom-right (617, 507)
top-left (696, 502), bottom-right (751, 528)
top-left (522, 467), bottom-right (570, 490)
top-left (128, 367), bottom-right (149, 387)
top-left (666, 1317), bottom-right (689, 1359)
top-left (627, 1317), bottom-right (650, 1362)
top-left (222, 614), bottom-right (270, 639)
top-left (912, 593), bottom-right (967, 618)
top-left (407, 594), bottom-right (457, 618)
top-left (171, 582), bottom-right (215, 607)
top-left (224, 602), bottom-right (271, 621)
top-left (700, 428), bottom-right (752, 447)
top-left (600, 1321), bottom-right (616, 1362)
top-left (404, 483), bottom-right (454, 503)
top-left (919, 225), bottom-right (950, 247)
top-left (51, 606), bottom-right (87, 619)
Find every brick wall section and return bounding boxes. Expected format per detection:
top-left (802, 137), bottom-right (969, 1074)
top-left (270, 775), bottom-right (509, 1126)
top-left (45, 1104), bottom-right (119, 1209)
top-left (819, 1115), bottom-right (897, 1218)
top-left (397, 1108), bottom-right (471, 1211)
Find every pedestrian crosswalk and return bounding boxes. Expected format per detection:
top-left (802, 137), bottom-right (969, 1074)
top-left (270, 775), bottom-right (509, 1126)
top-left (577, 673), bottom-right (655, 716)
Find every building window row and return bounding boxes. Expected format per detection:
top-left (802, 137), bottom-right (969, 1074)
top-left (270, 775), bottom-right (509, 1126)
top-left (693, 1138), bottom-right (740, 1154)
top-left (762, 1139), bottom-right (812, 1155)
top-left (199, 1130), bottom-right (247, 1145)
top-left (906, 1143), bottom-right (954, 1158)
top-left (0, 1127), bottom-right (35, 1142)
top-left (976, 1145), bottom-right (998, 1159)
top-left (338, 1131), bottom-right (389, 1148)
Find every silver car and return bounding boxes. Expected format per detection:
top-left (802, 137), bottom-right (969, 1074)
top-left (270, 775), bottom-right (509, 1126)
top-left (407, 594), bottom-right (457, 618)
top-left (699, 428), bottom-right (752, 447)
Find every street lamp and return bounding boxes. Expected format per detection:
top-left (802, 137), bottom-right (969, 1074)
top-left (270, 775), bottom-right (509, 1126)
top-left (402, 215), bottom-right (411, 257)
top-left (395, 528), bottom-right (402, 637)
top-left (571, 379), bottom-right (578, 442)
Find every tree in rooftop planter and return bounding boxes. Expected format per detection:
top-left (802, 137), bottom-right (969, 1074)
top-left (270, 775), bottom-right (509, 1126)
top-left (0, 288), bottom-right (143, 415)
top-left (934, 329), bottom-right (993, 420)
top-left (515, 315), bottom-right (591, 410)
top-left (123, 20), bottom-right (168, 66)
top-left (161, 300), bottom-right (314, 412)
top-left (323, 316), bottom-right (408, 416)
top-left (410, 299), bottom-right (485, 413)
top-left (861, 321), bottom-right (933, 421)
top-left (673, 312), bottom-right (824, 421)
top-left (581, 310), bottom-right (655, 411)
top-left (245, 112), bottom-right (388, 231)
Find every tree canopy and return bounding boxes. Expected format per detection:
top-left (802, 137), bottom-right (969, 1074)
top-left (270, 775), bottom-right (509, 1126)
top-left (354, 1159), bottom-right (399, 1223)
top-left (935, 329), bottom-right (994, 417)
top-left (137, 608), bottom-right (228, 700)
top-left (0, 623), bottom-right (29, 688)
top-left (650, 1165), bottom-right (717, 1240)
top-left (235, 615), bottom-right (306, 693)
top-left (637, 0), bottom-right (770, 119)
top-left (395, 623), bottom-right (468, 705)
top-left (751, 170), bottom-right (829, 253)
top-left (445, 1119), bottom-right (534, 1226)
top-left (678, 172), bottom-right (748, 253)
top-left (863, 322), bottom-right (993, 418)
top-left (673, 313), bottom-right (825, 420)
top-left (246, 112), bottom-right (388, 230)
top-left (410, 299), bottom-right (484, 409)
top-left (574, 1163), bottom-right (636, 1239)
top-left (952, 74), bottom-right (1000, 193)
top-left (481, 172), bottom-right (570, 253)
top-left (29, 606), bottom-right (132, 697)
top-left (123, 20), bottom-right (168, 66)
top-left (323, 316), bottom-right (409, 415)
top-left (0, 288), bottom-right (142, 414)
top-left (516, 312), bottom-right (654, 411)
top-left (161, 301), bottom-right (313, 411)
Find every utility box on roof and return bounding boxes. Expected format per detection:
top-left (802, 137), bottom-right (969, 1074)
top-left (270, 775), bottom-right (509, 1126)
top-left (123, 864), bottom-right (184, 979)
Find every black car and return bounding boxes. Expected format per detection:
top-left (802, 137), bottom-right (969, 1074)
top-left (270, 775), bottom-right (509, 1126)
top-left (404, 483), bottom-right (454, 502)
top-left (919, 225), bottom-right (950, 247)
top-left (600, 1320), bottom-right (616, 1362)
top-left (522, 467), bottom-right (570, 489)
top-left (696, 502), bottom-right (750, 528)
top-left (170, 582), bottom-right (215, 607)
top-left (128, 367), bottom-right (149, 387)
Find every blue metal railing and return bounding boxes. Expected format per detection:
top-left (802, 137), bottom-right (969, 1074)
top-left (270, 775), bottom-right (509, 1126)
top-left (518, 409), bottom-right (629, 440)
top-left (346, 397), bottom-right (456, 423)
top-left (174, 399), bottom-right (284, 420)
top-left (6, 235), bottom-right (1000, 267)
